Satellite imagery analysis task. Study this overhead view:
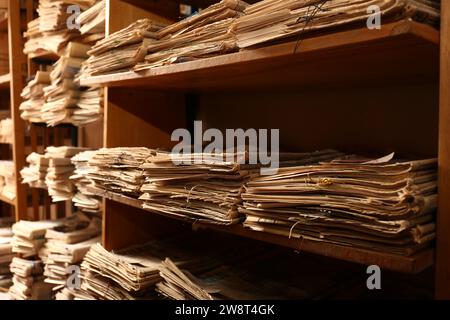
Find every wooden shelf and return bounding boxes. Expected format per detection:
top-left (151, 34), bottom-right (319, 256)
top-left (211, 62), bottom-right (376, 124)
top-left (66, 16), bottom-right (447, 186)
top-left (0, 73), bottom-right (10, 89)
top-left (0, 15), bottom-right (7, 32)
top-left (92, 187), bottom-right (434, 274)
top-left (0, 193), bottom-right (15, 206)
top-left (81, 19), bottom-right (439, 91)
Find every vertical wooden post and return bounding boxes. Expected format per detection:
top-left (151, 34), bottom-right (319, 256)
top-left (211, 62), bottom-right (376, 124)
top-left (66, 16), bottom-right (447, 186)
top-left (8, 0), bottom-right (27, 221)
top-left (436, 0), bottom-right (450, 299)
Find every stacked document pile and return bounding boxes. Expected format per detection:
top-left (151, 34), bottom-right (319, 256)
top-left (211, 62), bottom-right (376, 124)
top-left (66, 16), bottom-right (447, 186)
top-left (241, 153), bottom-right (437, 255)
top-left (45, 146), bottom-right (88, 202)
top-left (75, 0), bottom-right (106, 37)
top-left (86, 148), bottom-right (153, 197)
top-left (0, 223), bottom-right (13, 290)
top-left (23, 0), bottom-right (97, 57)
top-left (9, 220), bottom-right (63, 300)
top-left (71, 86), bottom-right (104, 126)
top-left (81, 19), bottom-right (166, 77)
top-left (21, 153), bottom-right (50, 189)
top-left (0, 118), bottom-right (13, 144)
top-left (135, 0), bottom-right (249, 71)
top-left (41, 42), bottom-right (90, 126)
top-left (0, 161), bottom-right (16, 201)
top-left (234, 0), bottom-right (441, 49)
top-left (71, 151), bottom-right (101, 214)
top-left (20, 72), bottom-right (51, 123)
top-left (139, 152), bottom-right (251, 225)
top-left (77, 236), bottom-right (224, 300)
top-left (43, 213), bottom-right (101, 298)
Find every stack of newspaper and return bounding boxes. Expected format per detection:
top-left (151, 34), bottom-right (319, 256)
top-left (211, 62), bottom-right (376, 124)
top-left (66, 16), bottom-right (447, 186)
top-left (241, 153), bottom-right (437, 255)
top-left (20, 153), bottom-right (50, 189)
top-left (81, 19), bottom-right (166, 77)
top-left (0, 118), bottom-right (13, 144)
top-left (0, 161), bottom-right (16, 201)
top-left (75, 0), bottom-right (106, 37)
top-left (45, 146), bottom-right (89, 202)
top-left (139, 152), bottom-right (253, 225)
top-left (9, 219), bottom-right (63, 300)
top-left (0, 222), bottom-right (13, 290)
top-left (41, 42), bottom-right (90, 126)
top-left (43, 213), bottom-right (101, 298)
top-left (86, 148), bottom-right (153, 197)
top-left (71, 151), bottom-right (101, 214)
top-left (20, 71), bottom-right (51, 123)
top-left (135, 0), bottom-right (249, 71)
top-left (234, 0), bottom-right (441, 49)
top-left (71, 87), bottom-right (104, 126)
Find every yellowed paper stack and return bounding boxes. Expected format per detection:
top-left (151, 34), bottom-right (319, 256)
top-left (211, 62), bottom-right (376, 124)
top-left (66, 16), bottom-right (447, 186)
top-left (0, 161), bottom-right (16, 202)
top-left (20, 71), bottom-right (51, 123)
top-left (21, 153), bottom-right (50, 189)
top-left (0, 223), bottom-right (13, 290)
top-left (75, 0), bottom-right (106, 36)
top-left (135, 0), bottom-right (249, 71)
top-left (0, 118), bottom-right (13, 144)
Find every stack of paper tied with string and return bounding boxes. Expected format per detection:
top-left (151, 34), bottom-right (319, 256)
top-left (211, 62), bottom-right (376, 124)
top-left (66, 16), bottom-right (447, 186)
top-left (134, 0), bottom-right (249, 71)
top-left (80, 19), bottom-right (167, 77)
top-left (20, 71), bottom-right (51, 123)
top-left (234, 0), bottom-right (441, 49)
top-left (42, 42), bottom-right (90, 126)
top-left (45, 146), bottom-right (89, 202)
top-left (71, 151), bottom-right (101, 215)
top-left (0, 161), bottom-right (16, 202)
top-left (21, 153), bottom-right (50, 189)
top-left (0, 221), bottom-right (13, 290)
top-left (86, 148), bottom-right (153, 197)
top-left (241, 153), bottom-right (437, 256)
top-left (43, 213), bottom-right (101, 299)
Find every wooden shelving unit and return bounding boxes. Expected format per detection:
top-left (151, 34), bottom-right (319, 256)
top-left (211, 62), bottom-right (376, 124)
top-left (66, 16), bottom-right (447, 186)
top-left (79, 0), bottom-right (450, 299)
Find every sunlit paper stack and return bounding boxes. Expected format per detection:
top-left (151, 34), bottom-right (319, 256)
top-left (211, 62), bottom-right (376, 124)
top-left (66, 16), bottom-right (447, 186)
top-left (0, 118), bottom-right (13, 144)
top-left (81, 19), bottom-right (166, 77)
top-left (75, 0), bottom-right (106, 37)
top-left (235, 0), bottom-right (441, 49)
top-left (8, 257), bottom-right (54, 300)
top-left (41, 42), bottom-right (91, 126)
top-left (20, 153), bottom-right (50, 189)
top-left (0, 161), bottom-right (16, 201)
top-left (20, 71), bottom-right (51, 123)
top-left (134, 0), bottom-right (248, 71)
top-left (139, 152), bottom-right (254, 225)
top-left (241, 153), bottom-right (437, 256)
top-left (86, 148), bottom-right (153, 197)
top-left (45, 146), bottom-right (89, 202)
top-left (71, 87), bottom-right (104, 126)
top-left (0, 226), bottom-right (13, 290)
top-left (71, 151), bottom-right (101, 214)
top-left (43, 213), bottom-right (101, 297)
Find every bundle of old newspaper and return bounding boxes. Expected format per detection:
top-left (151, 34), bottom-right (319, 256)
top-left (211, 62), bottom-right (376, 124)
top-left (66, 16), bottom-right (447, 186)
top-left (21, 153), bottom-right (50, 189)
top-left (41, 42), bottom-right (91, 126)
top-left (134, 0), bottom-right (249, 71)
top-left (0, 118), bottom-right (13, 144)
top-left (71, 151), bottom-right (101, 214)
top-left (0, 221), bottom-right (13, 290)
top-left (45, 146), bottom-right (89, 202)
top-left (234, 0), bottom-right (441, 49)
top-left (23, 0), bottom-right (98, 57)
top-left (43, 213), bottom-right (101, 298)
top-left (81, 19), bottom-right (167, 77)
top-left (9, 219), bottom-right (64, 300)
top-left (0, 161), bottom-right (16, 201)
top-left (241, 153), bottom-right (437, 256)
top-left (20, 71), bottom-right (51, 123)
top-left (86, 148), bottom-right (154, 197)
top-left (75, 0), bottom-right (106, 37)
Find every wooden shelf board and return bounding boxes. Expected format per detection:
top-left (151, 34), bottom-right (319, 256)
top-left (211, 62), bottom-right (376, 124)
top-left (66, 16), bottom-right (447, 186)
top-left (0, 16), bottom-right (7, 32)
top-left (81, 19), bottom-right (439, 91)
top-left (92, 187), bottom-right (434, 274)
top-left (0, 73), bottom-right (10, 89)
top-left (0, 194), bottom-right (15, 206)
top-left (123, 0), bottom-right (259, 11)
